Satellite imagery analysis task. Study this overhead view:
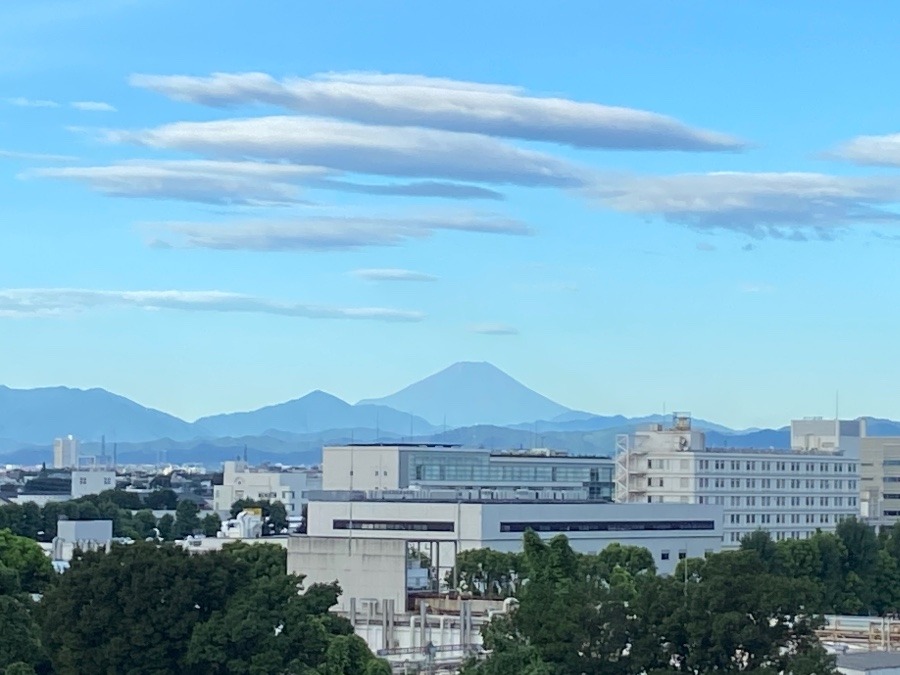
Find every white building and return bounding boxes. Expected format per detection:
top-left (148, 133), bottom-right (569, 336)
top-left (53, 435), bottom-right (79, 469)
top-left (213, 461), bottom-right (322, 518)
top-left (792, 417), bottom-right (866, 459)
top-left (305, 489), bottom-right (722, 575)
top-left (52, 519), bottom-right (113, 562)
top-left (71, 470), bottom-right (116, 499)
top-left (837, 652), bottom-right (900, 675)
top-left (616, 414), bottom-right (859, 547)
top-left (322, 444), bottom-right (614, 501)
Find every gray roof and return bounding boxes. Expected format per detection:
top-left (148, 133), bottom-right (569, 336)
top-left (837, 651), bottom-right (900, 671)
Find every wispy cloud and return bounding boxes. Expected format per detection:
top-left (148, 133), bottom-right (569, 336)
top-left (26, 160), bottom-right (328, 205)
top-left (0, 288), bottom-right (423, 322)
top-left (696, 242), bottom-right (717, 252)
top-left (112, 116), bottom-right (588, 188)
top-left (130, 71), bottom-right (746, 152)
top-left (831, 133), bottom-right (900, 167)
top-left (7, 96), bottom-right (58, 108)
top-left (71, 100), bottom-right (116, 112)
top-left (149, 214), bottom-right (532, 252)
top-left (468, 322), bottom-right (519, 336)
top-left (0, 149), bottom-right (76, 162)
top-left (352, 268), bottom-right (438, 282)
top-left (738, 282), bottom-right (775, 293)
top-left (588, 171), bottom-right (900, 238)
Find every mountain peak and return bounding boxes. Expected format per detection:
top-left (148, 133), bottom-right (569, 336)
top-left (358, 362), bottom-right (572, 427)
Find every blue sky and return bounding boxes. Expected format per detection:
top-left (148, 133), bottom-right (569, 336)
top-left (3, 0), bottom-right (900, 429)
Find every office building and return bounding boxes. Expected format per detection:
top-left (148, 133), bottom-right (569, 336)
top-left (616, 414), bottom-right (859, 546)
top-left (322, 443), bottom-right (614, 501)
top-left (53, 435), bottom-right (79, 469)
top-left (213, 461), bottom-right (321, 518)
top-left (71, 470), bottom-right (116, 499)
top-left (860, 436), bottom-right (900, 525)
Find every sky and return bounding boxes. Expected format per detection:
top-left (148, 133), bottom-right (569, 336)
top-left (3, 0), bottom-right (900, 429)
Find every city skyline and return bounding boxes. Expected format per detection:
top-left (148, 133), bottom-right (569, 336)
top-left (3, 1), bottom-right (900, 428)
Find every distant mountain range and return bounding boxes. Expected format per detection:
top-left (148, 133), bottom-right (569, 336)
top-left (3, 361), bottom-right (899, 466)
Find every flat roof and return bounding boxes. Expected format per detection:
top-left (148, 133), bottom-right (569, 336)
top-left (836, 651), bottom-right (900, 670)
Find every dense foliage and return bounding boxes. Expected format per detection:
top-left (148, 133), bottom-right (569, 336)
top-left (0, 535), bottom-right (388, 675)
top-left (462, 532), bottom-right (838, 675)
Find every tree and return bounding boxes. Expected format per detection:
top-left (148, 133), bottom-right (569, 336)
top-left (38, 542), bottom-right (245, 675)
top-left (202, 513), bottom-right (222, 537)
top-left (156, 513), bottom-right (175, 541)
top-left (0, 530), bottom-right (53, 594)
top-left (222, 542), bottom-right (286, 580)
top-left (174, 500), bottom-right (201, 538)
top-left (0, 596), bottom-right (48, 673)
top-left (132, 510), bottom-right (159, 540)
top-left (145, 489), bottom-right (178, 510)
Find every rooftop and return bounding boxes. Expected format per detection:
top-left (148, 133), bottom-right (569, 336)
top-left (309, 488), bottom-right (611, 504)
top-left (836, 651), bottom-right (900, 671)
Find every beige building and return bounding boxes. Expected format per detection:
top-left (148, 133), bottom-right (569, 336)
top-left (860, 437), bottom-right (900, 525)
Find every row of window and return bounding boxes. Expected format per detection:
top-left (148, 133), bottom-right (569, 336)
top-left (697, 459), bottom-right (855, 473)
top-left (332, 519), bottom-right (455, 532)
top-left (695, 477), bottom-right (855, 490)
top-left (729, 512), bottom-right (835, 525)
top-left (499, 520), bottom-right (716, 533)
top-left (697, 495), bottom-right (857, 507)
top-left (728, 530), bottom-right (829, 543)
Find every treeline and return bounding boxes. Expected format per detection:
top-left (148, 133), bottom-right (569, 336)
top-left (0, 490), bottom-right (219, 543)
top-left (462, 533), bottom-right (838, 675)
top-left (0, 531), bottom-right (391, 675)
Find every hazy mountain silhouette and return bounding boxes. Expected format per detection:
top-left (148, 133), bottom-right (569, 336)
top-left (0, 385), bottom-right (198, 444)
top-left (358, 361), bottom-right (572, 427)
top-left (195, 390), bottom-right (435, 437)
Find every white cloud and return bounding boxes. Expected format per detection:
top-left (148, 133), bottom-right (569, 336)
top-left (112, 116), bottom-right (588, 188)
top-left (130, 71), bottom-right (745, 152)
top-left (151, 213), bottom-right (531, 252)
top-left (0, 149), bottom-right (76, 162)
top-left (7, 96), bottom-right (58, 108)
top-left (71, 100), bottom-right (117, 112)
top-left (468, 323), bottom-right (519, 336)
top-left (831, 133), bottom-right (900, 167)
top-left (352, 268), bottom-right (438, 282)
top-left (0, 288), bottom-right (423, 322)
top-left (26, 160), bottom-right (328, 205)
top-left (27, 159), bottom-right (504, 204)
top-left (588, 171), bottom-right (900, 238)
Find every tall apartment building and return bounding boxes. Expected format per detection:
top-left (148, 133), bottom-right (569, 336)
top-left (53, 435), bottom-right (79, 469)
top-left (321, 443), bottom-right (615, 501)
top-left (213, 461), bottom-right (322, 518)
top-left (616, 414), bottom-right (860, 546)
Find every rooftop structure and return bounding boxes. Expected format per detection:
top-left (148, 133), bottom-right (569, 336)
top-left (616, 413), bottom-right (859, 546)
top-left (322, 443), bottom-right (614, 501)
top-left (213, 460), bottom-right (321, 518)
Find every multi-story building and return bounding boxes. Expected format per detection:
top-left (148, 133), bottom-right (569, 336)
top-left (791, 417), bottom-right (866, 458)
top-left (322, 443), bottom-right (614, 501)
top-left (616, 414), bottom-right (860, 546)
top-left (53, 435), bottom-right (79, 469)
top-left (213, 461), bottom-right (322, 518)
top-left (859, 436), bottom-right (900, 525)
top-left (71, 469), bottom-right (116, 498)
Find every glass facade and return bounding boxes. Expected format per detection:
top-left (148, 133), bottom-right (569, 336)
top-left (405, 451), bottom-right (614, 501)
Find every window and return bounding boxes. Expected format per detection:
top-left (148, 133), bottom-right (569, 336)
top-left (499, 519), bottom-right (717, 533)
top-left (678, 550), bottom-right (687, 560)
top-left (79, 477), bottom-right (87, 485)
top-left (680, 477), bottom-right (688, 488)
top-left (333, 519), bottom-right (454, 532)
top-left (103, 477), bottom-right (112, 485)
top-left (661, 550), bottom-right (670, 560)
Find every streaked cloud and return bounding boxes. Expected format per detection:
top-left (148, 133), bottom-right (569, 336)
top-left (112, 116), bottom-right (588, 188)
top-left (0, 149), bottom-right (76, 162)
top-left (7, 96), bottom-right (58, 108)
top-left (588, 171), bottom-right (900, 238)
top-left (352, 268), bottom-right (438, 282)
top-left (149, 213), bottom-right (532, 252)
top-left (739, 282), bottom-right (774, 293)
top-left (26, 160), bottom-right (328, 205)
top-left (130, 71), bottom-right (745, 152)
top-left (468, 322), bottom-right (519, 336)
top-left (71, 100), bottom-right (117, 112)
top-left (0, 288), bottom-right (423, 322)
top-left (831, 133), bottom-right (900, 167)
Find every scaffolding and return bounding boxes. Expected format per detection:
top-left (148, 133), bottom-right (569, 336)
top-left (615, 433), bottom-right (648, 503)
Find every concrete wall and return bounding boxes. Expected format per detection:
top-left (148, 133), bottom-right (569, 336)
top-left (322, 446), bottom-right (401, 491)
top-left (214, 461), bottom-right (319, 517)
top-left (287, 535), bottom-right (409, 612)
top-left (71, 470), bottom-right (115, 499)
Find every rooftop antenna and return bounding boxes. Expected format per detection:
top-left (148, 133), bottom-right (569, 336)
top-left (409, 412), bottom-right (414, 441)
top-left (113, 442), bottom-right (117, 471)
top-left (375, 413), bottom-right (380, 442)
top-left (243, 444), bottom-right (248, 463)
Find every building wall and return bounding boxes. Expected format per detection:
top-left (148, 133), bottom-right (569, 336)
top-left (861, 437), bottom-right (900, 522)
top-left (322, 447), bottom-right (401, 491)
top-left (619, 426), bottom-right (858, 547)
top-left (306, 499), bottom-right (722, 575)
top-left (287, 535), bottom-right (409, 612)
top-left (53, 436), bottom-right (79, 469)
top-left (791, 418), bottom-right (865, 458)
top-left (70, 470), bottom-right (115, 499)
top-left (214, 461), bottom-right (320, 517)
